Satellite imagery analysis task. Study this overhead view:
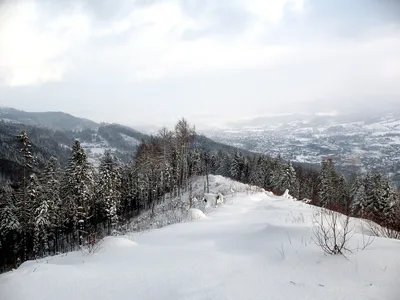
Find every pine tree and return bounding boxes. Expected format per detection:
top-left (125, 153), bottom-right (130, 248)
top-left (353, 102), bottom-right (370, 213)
top-left (334, 174), bottom-right (349, 212)
top-left (350, 175), bottom-right (366, 216)
top-left (230, 152), bottom-right (244, 181)
top-left (25, 174), bottom-right (43, 257)
top-left (275, 161), bottom-right (299, 197)
top-left (269, 156), bottom-right (284, 192)
top-left (364, 174), bottom-right (392, 223)
top-left (97, 152), bottom-right (121, 234)
top-left (62, 140), bottom-right (94, 247)
top-left (318, 159), bottom-right (337, 208)
top-left (248, 156), bottom-right (265, 188)
top-left (16, 130), bottom-right (34, 261)
top-left (40, 157), bottom-right (62, 253)
top-left (0, 184), bottom-right (20, 235)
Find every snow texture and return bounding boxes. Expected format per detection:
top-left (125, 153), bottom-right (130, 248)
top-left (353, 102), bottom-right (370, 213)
top-left (203, 192), bottom-right (224, 208)
top-left (187, 208), bottom-right (207, 221)
top-left (1, 175), bottom-right (399, 300)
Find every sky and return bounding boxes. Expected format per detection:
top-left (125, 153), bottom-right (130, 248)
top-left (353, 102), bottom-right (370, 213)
top-left (0, 0), bottom-right (399, 129)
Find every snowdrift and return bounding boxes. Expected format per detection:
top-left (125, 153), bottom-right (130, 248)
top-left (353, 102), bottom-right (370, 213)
top-left (187, 208), bottom-right (207, 221)
top-left (129, 175), bottom-right (255, 232)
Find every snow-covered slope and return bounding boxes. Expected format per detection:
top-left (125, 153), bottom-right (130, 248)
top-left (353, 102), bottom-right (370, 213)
top-left (1, 176), bottom-right (399, 300)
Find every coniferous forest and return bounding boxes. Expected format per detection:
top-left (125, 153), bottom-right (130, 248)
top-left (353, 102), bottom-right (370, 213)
top-left (1, 119), bottom-right (399, 272)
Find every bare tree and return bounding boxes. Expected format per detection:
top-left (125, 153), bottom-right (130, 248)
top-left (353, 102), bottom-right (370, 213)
top-left (312, 208), bottom-right (354, 255)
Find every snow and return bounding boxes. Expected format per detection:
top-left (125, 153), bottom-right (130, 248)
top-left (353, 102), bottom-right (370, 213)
top-left (0, 118), bottom-right (21, 124)
top-left (1, 175), bottom-right (400, 300)
top-left (203, 192), bottom-right (224, 208)
top-left (120, 133), bottom-right (140, 146)
top-left (187, 208), bottom-right (207, 220)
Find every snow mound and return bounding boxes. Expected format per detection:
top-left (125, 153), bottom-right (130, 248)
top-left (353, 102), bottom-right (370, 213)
top-left (129, 175), bottom-right (250, 232)
top-left (101, 237), bottom-right (137, 249)
top-left (281, 189), bottom-right (296, 200)
top-left (187, 208), bottom-right (207, 221)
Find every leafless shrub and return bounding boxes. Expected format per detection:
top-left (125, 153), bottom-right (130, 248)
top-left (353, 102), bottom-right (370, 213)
top-left (367, 220), bottom-right (400, 240)
top-left (357, 224), bottom-right (374, 251)
top-left (312, 208), bottom-right (354, 256)
top-left (80, 231), bottom-right (103, 255)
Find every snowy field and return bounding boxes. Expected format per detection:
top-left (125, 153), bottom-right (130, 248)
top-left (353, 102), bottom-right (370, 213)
top-left (1, 176), bottom-right (399, 300)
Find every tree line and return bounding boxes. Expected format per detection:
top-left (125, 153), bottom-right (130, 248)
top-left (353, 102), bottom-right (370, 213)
top-left (0, 119), bottom-right (399, 272)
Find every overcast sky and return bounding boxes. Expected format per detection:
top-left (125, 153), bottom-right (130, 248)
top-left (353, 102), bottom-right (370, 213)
top-left (0, 0), bottom-right (399, 128)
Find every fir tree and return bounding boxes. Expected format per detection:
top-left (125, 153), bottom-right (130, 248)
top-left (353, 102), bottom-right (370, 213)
top-left (0, 185), bottom-right (20, 235)
top-left (97, 152), bottom-right (121, 234)
top-left (364, 174), bottom-right (392, 223)
top-left (350, 175), bottom-right (366, 216)
top-left (318, 159), bottom-right (337, 208)
top-left (16, 130), bottom-right (34, 261)
top-left (40, 157), bottom-right (62, 253)
top-left (62, 140), bottom-right (94, 246)
top-left (279, 161), bottom-right (300, 197)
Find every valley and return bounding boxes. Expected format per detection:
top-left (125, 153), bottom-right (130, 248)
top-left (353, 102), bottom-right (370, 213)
top-left (208, 112), bottom-right (400, 184)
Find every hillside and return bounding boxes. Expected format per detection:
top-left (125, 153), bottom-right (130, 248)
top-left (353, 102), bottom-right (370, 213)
top-left (0, 107), bottom-right (250, 181)
top-left (0, 107), bottom-right (98, 131)
top-left (1, 176), bottom-right (398, 300)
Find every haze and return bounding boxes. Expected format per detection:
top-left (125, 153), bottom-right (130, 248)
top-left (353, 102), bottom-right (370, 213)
top-left (0, 0), bottom-right (399, 129)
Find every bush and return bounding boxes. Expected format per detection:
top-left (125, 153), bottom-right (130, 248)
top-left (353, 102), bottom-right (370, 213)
top-left (312, 208), bottom-right (354, 255)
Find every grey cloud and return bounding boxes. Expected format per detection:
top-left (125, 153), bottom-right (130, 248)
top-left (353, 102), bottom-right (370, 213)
top-left (259, 0), bottom-right (400, 45)
top-left (182, 5), bottom-right (251, 40)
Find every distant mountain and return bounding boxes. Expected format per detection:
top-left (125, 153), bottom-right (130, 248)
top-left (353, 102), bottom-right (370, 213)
top-left (0, 108), bottom-right (152, 181)
top-left (0, 107), bottom-right (249, 182)
top-left (0, 107), bottom-right (98, 131)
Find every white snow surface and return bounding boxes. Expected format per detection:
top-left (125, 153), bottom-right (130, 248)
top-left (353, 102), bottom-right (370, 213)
top-left (187, 208), bottom-right (208, 220)
top-left (1, 175), bottom-right (400, 300)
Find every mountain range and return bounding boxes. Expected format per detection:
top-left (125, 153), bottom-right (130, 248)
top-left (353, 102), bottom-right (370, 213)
top-left (0, 107), bottom-right (239, 182)
top-left (3, 105), bottom-right (400, 186)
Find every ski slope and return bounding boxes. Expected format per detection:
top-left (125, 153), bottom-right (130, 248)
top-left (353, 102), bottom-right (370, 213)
top-left (1, 176), bottom-right (399, 300)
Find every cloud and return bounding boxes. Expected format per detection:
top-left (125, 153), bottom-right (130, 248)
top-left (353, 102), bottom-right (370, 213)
top-left (0, 0), bottom-right (90, 86)
top-left (0, 0), bottom-right (399, 127)
top-left (0, 0), bottom-right (304, 86)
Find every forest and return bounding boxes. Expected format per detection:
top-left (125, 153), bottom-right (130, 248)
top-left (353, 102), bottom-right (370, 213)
top-left (0, 119), bottom-right (399, 272)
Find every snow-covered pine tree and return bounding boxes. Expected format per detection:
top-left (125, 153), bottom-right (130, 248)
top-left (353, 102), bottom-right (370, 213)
top-left (334, 174), bottom-right (349, 212)
top-left (215, 151), bottom-right (231, 178)
top-left (39, 157), bottom-right (62, 253)
top-left (350, 174), bottom-right (367, 217)
top-left (248, 156), bottom-right (265, 188)
top-left (62, 140), bottom-right (94, 247)
top-left (285, 161), bottom-right (300, 198)
top-left (16, 130), bottom-right (34, 261)
top-left (25, 174), bottom-right (46, 257)
top-left (0, 184), bottom-right (20, 236)
top-left (318, 158), bottom-right (337, 208)
top-left (230, 151), bottom-right (244, 181)
top-left (364, 174), bottom-right (392, 223)
top-left (0, 184), bottom-right (20, 268)
top-left (270, 156), bottom-right (286, 194)
top-left (97, 151), bottom-right (121, 234)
